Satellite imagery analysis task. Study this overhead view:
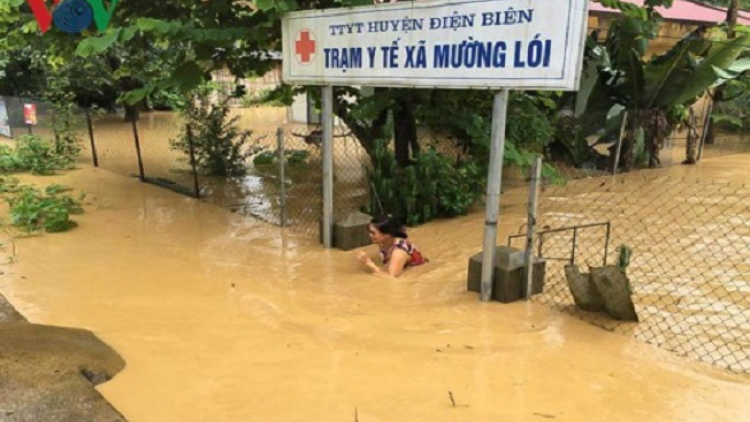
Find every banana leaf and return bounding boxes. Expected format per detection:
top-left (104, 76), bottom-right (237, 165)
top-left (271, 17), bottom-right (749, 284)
top-left (649, 35), bottom-right (750, 108)
top-left (604, 18), bottom-right (648, 105)
top-left (640, 27), bottom-right (713, 108)
top-left (572, 37), bottom-right (623, 140)
top-left (712, 58), bottom-right (750, 84)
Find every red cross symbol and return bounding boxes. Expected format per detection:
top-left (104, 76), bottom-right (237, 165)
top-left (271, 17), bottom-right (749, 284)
top-left (295, 30), bottom-right (316, 65)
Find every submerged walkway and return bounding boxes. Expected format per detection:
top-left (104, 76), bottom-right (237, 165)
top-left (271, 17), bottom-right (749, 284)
top-left (1, 156), bottom-right (749, 421)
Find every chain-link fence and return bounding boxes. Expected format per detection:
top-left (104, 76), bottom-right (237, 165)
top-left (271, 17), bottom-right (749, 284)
top-left (0, 95), bottom-right (373, 237)
top-left (87, 114), bottom-right (371, 237)
top-left (509, 174), bottom-right (750, 374)
top-left (2, 93), bottom-right (749, 246)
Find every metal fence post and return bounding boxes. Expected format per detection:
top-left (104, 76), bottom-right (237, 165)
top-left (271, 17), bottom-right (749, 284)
top-left (131, 119), bottom-right (145, 181)
top-left (277, 127), bottom-right (286, 227)
top-left (570, 227), bottom-right (578, 264)
top-left (186, 124), bottom-right (200, 198)
top-left (603, 222), bottom-right (611, 266)
top-left (524, 156), bottom-right (542, 300)
top-left (85, 109), bottom-right (99, 167)
top-left (538, 234), bottom-right (544, 258)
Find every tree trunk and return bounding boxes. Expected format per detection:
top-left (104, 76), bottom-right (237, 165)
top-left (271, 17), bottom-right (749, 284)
top-left (621, 123), bottom-right (636, 172)
top-left (683, 107), bottom-right (699, 164)
top-left (392, 97), bottom-right (418, 168)
top-left (704, 91), bottom-right (720, 145)
top-left (727, 0), bottom-right (739, 39)
top-left (706, 0), bottom-right (738, 144)
top-left (331, 87), bottom-right (420, 167)
top-left (619, 109), bottom-right (669, 171)
top-left (332, 88), bottom-right (391, 160)
top-left (124, 104), bottom-right (140, 122)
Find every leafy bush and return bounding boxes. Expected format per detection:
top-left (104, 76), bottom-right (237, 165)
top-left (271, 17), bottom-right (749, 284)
top-left (45, 77), bottom-right (83, 160)
top-left (171, 86), bottom-right (251, 177)
top-left (0, 176), bottom-right (20, 193)
top-left (13, 135), bottom-right (72, 175)
top-left (453, 110), bottom-right (564, 183)
top-left (0, 135), bottom-right (75, 175)
top-left (367, 140), bottom-right (484, 226)
top-left (240, 87), bottom-right (292, 108)
top-left (252, 149), bottom-right (311, 166)
top-left (3, 183), bottom-right (84, 234)
top-left (0, 145), bottom-right (24, 173)
top-left (617, 244), bottom-right (633, 270)
top-left (148, 88), bottom-right (187, 111)
top-left (553, 120), bottom-right (597, 167)
top-left (712, 77), bottom-right (750, 131)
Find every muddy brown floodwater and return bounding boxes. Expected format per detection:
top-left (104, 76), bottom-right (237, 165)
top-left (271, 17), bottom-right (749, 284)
top-left (0, 148), bottom-right (749, 420)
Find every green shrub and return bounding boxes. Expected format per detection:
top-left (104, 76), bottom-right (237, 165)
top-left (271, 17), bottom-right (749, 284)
top-left (171, 87), bottom-right (251, 177)
top-left (0, 145), bottom-right (24, 173)
top-left (14, 135), bottom-right (70, 175)
top-left (4, 183), bottom-right (84, 234)
top-left (240, 87), bottom-right (291, 108)
top-left (0, 176), bottom-right (20, 193)
top-left (253, 151), bottom-right (276, 166)
top-left (617, 245), bottom-right (633, 270)
top-left (252, 149), bottom-right (311, 167)
top-left (367, 141), bottom-right (484, 226)
top-left (44, 78), bottom-right (83, 161)
top-left (148, 88), bottom-right (187, 111)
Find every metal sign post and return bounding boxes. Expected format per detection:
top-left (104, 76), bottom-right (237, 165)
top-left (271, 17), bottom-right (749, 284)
top-left (281, 0), bottom-right (590, 276)
top-left (480, 90), bottom-right (509, 301)
top-left (322, 85), bottom-right (334, 248)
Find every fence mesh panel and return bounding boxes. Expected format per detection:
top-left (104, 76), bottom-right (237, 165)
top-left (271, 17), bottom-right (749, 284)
top-left (510, 174), bottom-right (750, 374)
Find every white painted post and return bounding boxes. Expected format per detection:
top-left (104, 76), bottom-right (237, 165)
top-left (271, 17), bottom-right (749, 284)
top-left (525, 156), bottom-right (542, 300)
top-left (322, 85), bottom-right (334, 248)
top-left (277, 127), bottom-right (287, 227)
top-left (480, 90), bottom-right (510, 302)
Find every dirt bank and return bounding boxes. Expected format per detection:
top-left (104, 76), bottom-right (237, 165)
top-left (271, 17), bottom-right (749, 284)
top-left (0, 293), bottom-right (126, 422)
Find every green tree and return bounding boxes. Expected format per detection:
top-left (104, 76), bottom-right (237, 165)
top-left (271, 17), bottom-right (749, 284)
top-left (0, 0), bottom-right (185, 119)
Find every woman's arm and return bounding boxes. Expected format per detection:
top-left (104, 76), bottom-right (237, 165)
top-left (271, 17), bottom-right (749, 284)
top-left (356, 251), bottom-right (382, 273)
top-left (386, 248), bottom-right (410, 277)
top-left (356, 250), bottom-right (408, 278)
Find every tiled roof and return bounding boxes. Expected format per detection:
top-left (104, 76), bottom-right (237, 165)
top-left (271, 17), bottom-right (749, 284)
top-left (589, 0), bottom-right (750, 25)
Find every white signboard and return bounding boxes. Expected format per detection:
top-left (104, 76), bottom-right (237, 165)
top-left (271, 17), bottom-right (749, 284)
top-left (0, 98), bottom-right (10, 138)
top-left (282, 0), bottom-right (589, 90)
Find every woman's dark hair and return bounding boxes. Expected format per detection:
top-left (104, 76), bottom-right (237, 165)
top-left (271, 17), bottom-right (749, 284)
top-left (370, 215), bottom-right (408, 238)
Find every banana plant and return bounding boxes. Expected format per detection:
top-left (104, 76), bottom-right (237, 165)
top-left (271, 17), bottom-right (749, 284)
top-left (574, 21), bottom-right (750, 171)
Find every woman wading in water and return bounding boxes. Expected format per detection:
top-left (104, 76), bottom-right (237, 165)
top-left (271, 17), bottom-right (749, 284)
top-left (356, 215), bottom-right (428, 277)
